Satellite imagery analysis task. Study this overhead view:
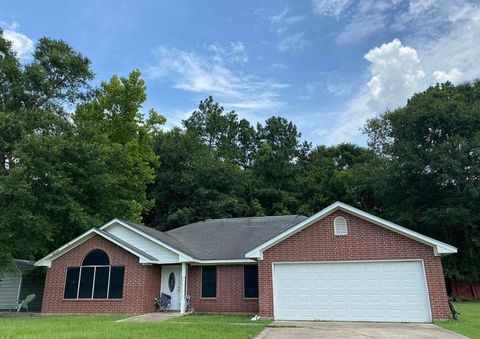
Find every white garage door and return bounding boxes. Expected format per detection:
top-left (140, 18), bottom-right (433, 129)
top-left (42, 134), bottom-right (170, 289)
top-left (273, 261), bottom-right (431, 322)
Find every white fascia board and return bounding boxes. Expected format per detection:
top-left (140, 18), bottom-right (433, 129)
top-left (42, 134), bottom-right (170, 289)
top-left (245, 201), bottom-right (457, 259)
top-left (34, 228), bottom-right (155, 267)
top-left (190, 259), bottom-right (257, 265)
top-left (245, 202), bottom-right (340, 259)
top-left (35, 228), bottom-right (97, 267)
top-left (101, 219), bottom-right (197, 262)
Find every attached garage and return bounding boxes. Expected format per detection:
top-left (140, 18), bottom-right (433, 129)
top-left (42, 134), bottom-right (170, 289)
top-left (247, 202), bottom-right (457, 321)
top-left (273, 261), bottom-right (431, 322)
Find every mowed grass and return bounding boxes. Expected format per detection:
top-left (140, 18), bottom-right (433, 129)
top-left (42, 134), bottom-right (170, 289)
top-left (435, 302), bottom-right (480, 338)
top-left (0, 313), bottom-right (271, 339)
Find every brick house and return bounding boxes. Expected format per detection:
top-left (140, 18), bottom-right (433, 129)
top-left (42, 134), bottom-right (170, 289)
top-left (35, 202), bottom-right (456, 322)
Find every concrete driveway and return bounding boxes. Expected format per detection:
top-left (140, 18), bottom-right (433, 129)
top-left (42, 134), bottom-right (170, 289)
top-left (256, 321), bottom-right (467, 339)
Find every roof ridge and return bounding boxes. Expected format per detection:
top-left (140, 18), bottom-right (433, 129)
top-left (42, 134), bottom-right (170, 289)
top-left (166, 214), bottom-right (308, 231)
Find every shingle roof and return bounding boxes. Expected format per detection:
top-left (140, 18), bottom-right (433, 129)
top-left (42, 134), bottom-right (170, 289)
top-left (116, 216), bottom-right (306, 260)
top-left (166, 215), bottom-right (307, 260)
top-left (119, 220), bottom-right (198, 258)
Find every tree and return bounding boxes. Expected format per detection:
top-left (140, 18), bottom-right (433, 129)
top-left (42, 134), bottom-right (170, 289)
top-left (145, 128), bottom-right (252, 230)
top-left (183, 96), bottom-right (257, 167)
top-left (0, 32), bottom-right (94, 268)
top-left (0, 30), bottom-right (159, 269)
top-left (364, 81), bottom-right (480, 280)
top-left (296, 143), bottom-right (376, 215)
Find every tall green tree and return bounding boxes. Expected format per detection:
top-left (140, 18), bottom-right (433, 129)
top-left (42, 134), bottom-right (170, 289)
top-left (296, 143), bottom-right (376, 215)
top-left (145, 127), bottom-right (253, 230)
top-left (0, 30), bottom-right (159, 268)
top-left (183, 96), bottom-right (257, 167)
top-left (364, 81), bottom-right (480, 280)
top-left (0, 32), bottom-right (93, 268)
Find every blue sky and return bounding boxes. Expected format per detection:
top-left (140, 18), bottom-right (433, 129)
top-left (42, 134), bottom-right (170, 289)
top-left (1, 0), bottom-right (479, 145)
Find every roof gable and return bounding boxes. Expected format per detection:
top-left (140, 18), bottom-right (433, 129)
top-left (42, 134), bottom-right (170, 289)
top-left (245, 202), bottom-right (457, 259)
top-left (35, 228), bottom-right (158, 267)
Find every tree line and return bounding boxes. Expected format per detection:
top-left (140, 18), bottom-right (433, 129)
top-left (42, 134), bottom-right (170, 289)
top-left (0, 32), bottom-right (478, 281)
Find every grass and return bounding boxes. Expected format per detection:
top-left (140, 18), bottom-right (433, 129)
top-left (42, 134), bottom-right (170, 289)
top-left (0, 313), bottom-right (271, 339)
top-left (435, 302), bottom-right (480, 338)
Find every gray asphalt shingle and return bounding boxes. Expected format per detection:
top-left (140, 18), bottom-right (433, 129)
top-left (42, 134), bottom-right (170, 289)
top-left (120, 215), bottom-right (307, 260)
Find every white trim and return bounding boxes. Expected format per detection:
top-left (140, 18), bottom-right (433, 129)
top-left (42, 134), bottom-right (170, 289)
top-left (101, 219), bottom-right (196, 262)
top-left (180, 263), bottom-right (187, 315)
top-left (420, 259), bottom-right (433, 322)
top-left (34, 228), bottom-right (155, 267)
top-left (245, 201), bottom-right (457, 259)
top-left (191, 259), bottom-right (256, 265)
top-left (272, 259), bottom-right (432, 322)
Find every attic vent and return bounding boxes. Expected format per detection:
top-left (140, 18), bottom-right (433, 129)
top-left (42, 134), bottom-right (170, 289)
top-left (334, 216), bottom-right (348, 236)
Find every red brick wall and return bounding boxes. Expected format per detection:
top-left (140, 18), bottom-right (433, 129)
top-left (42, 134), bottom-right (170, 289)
top-left (187, 265), bottom-right (258, 313)
top-left (42, 235), bottom-right (161, 313)
top-left (258, 211), bottom-right (451, 320)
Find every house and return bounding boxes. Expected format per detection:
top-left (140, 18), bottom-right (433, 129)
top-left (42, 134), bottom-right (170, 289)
top-left (0, 259), bottom-right (45, 311)
top-left (35, 202), bottom-right (456, 322)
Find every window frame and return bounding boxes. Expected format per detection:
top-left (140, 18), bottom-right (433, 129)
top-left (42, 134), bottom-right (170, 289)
top-left (243, 265), bottom-right (259, 299)
top-left (63, 249), bottom-right (124, 300)
top-left (201, 266), bottom-right (217, 299)
top-left (334, 216), bottom-right (348, 236)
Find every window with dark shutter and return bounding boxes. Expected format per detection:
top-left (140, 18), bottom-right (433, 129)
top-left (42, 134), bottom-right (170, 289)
top-left (201, 266), bottom-right (217, 298)
top-left (244, 265), bottom-right (258, 298)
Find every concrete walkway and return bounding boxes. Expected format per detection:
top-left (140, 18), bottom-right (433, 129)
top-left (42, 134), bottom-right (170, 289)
top-left (256, 321), bottom-right (467, 338)
top-left (116, 312), bottom-right (180, 323)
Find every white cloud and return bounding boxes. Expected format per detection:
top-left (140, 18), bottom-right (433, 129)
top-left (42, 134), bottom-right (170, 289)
top-left (326, 81), bottom-right (352, 97)
top-left (269, 9), bottom-right (304, 32)
top-left (1, 27), bottom-right (34, 60)
top-left (146, 44), bottom-right (288, 113)
top-left (325, 39), bottom-right (425, 144)
top-left (324, 0), bottom-right (480, 145)
top-left (208, 42), bottom-right (248, 64)
top-left (269, 9), bottom-right (306, 52)
top-left (277, 32), bottom-right (308, 52)
top-left (433, 68), bottom-right (463, 83)
top-left (364, 39), bottom-right (425, 110)
top-left (312, 0), bottom-right (352, 17)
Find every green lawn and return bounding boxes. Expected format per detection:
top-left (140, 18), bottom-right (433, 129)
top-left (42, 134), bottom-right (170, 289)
top-left (435, 302), bottom-right (480, 338)
top-left (0, 313), bottom-right (271, 339)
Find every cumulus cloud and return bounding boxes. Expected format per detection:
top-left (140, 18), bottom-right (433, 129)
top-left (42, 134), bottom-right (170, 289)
top-left (146, 44), bottom-right (288, 113)
top-left (1, 24), bottom-right (34, 60)
top-left (324, 0), bottom-right (480, 144)
top-left (325, 39), bottom-right (425, 144)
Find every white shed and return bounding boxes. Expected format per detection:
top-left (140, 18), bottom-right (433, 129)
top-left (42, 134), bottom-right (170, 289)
top-left (0, 259), bottom-right (44, 311)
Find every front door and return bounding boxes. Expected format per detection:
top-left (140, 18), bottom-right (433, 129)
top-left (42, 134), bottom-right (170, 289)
top-left (161, 266), bottom-right (182, 310)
